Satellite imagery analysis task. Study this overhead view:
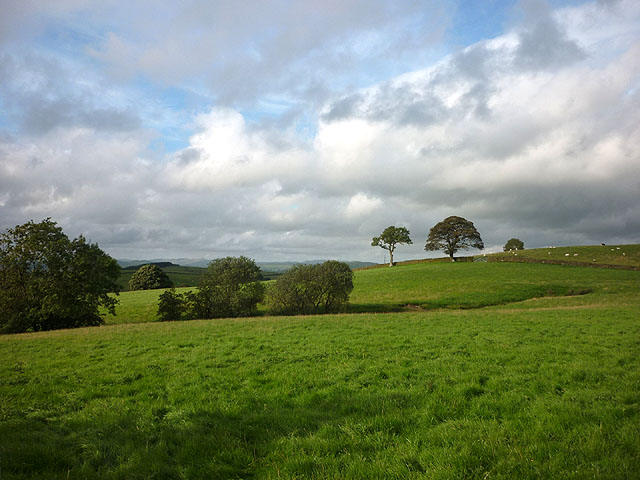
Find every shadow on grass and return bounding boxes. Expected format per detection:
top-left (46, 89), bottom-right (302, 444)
top-left (1, 387), bottom-right (419, 479)
top-left (348, 285), bottom-right (593, 314)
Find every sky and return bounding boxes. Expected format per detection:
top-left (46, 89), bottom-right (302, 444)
top-left (1, 0), bottom-right (639, 262)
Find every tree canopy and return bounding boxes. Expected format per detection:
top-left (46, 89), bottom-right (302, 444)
top-left (425, 216), bottom-right (484, 261)
top-left (371, 226), bottom-right (412, 266)
top-left (198, 256), bottom-right (265, 318)
top-left (0, 219), bottom-right (120, 333)
top-left (129, 264), bottom-right (173, 290)
top-left (504, 238), bottom-right (525, 251)
top-left (267, 260), bottom-right (354, 315)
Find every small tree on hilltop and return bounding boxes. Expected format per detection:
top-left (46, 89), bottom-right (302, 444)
top-left (425, 216), bottom-right (484, 262)
top-left (504, 238), bottom-right (525, 251)
top-left (129, 264), bottom-right (173, 290)
top-left (371, 226), bottom-right (412, 266)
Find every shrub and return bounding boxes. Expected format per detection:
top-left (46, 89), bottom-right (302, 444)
top-left (156, 257), bottom-right (266, 321)
top-left (129, 264), bottom-right (173, 290)
top-left (198, 256), bottom-right (265, 317)
top-left (267, 261), bottom-right (354, 315)
top-left (157, 288), bottom-right (186, 321)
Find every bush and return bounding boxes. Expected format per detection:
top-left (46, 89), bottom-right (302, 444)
top-left (0, 219), bottom-right (120, 333)
top-left (199, 256), bottom-right (265, 317)
top-left (156, 256), bottom-right (265, 321)
top-left (157, 288), bottom-right (186, 321)
top-left (129, 264), bottom-right (174, 290)
top-left (267, 260), bottom-right (354, 315)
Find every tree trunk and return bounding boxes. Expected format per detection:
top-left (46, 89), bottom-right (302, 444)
top-left (389, 249), bottom-right (394, 267)
top-left (449, 253), bottom-right (455, 262)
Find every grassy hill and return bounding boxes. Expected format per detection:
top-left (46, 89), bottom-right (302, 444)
top-left (104, 259), bottom-right (638, 324)
top-left (117, 265), bottom-right (205, 291)
top-left (2, 255), bottom-right (639, 478)
top-left (489, 243), bottom-right (640, 268)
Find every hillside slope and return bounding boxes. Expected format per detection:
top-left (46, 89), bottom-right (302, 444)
top-left (489, 243), bottom-right (640, 269)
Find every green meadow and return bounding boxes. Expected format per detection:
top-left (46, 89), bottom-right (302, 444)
top-left (491, 243), bottom-right (640, 268)
top-left (1, 259), bottom-right (639, 478)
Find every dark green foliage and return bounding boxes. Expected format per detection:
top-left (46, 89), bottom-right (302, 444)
top-left (128, 264), bottom-right (173, 290)
top-left (156, 257), bottom-right (266, 321)
top-left (198, 256), bottom-right (265, 318)
top-left (267, 260), bottom-right (354, 314)
top-left (0, 219), bottom-right (120, 333)
top-left (371, 225), bottom-right (412, 266)
top-left (425, 215), bottom-right (484, 261)
top-left (504, 238), bottom-right (525, 251)
top-left (157, 288), bottom-right (186, 321)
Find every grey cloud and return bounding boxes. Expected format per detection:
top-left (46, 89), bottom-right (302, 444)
top-left (321, 93), bottom-right (364, 122)
top-left (0, 53), bottom-right (140, 136)
top-left (89, 1), bottom-right (451, 108)
top-left (514, 0), bottom-right (586, 70)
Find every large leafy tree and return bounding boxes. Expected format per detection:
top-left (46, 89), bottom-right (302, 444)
top-left (425, 216), bottom-right (484, 261)
top-left (129, 264), bottom-right (173, 290)
top-left (0, 219), bottom-right (120, 333)
top-left (371, 226), bottom-right (412, 266)
top-left (198, 256), bottom-right (265, 318)
top-left (266, 261), bottom-right (354, 315)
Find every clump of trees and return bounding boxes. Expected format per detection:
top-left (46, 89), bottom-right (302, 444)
top-left (129, 264), bottom-right (173, 290)
top-left (158, 259), bottom-right (354, 320)
top-left (267, 260), bottom-right (354, 315)
top-left (157, 256), bottom-right (265, 321)
top-left (0, 219), bottom-right (120, 333)
top-left (371, 226), bottom-right (412, 266)
top-left (504, 238), bottom-right (524, 251)
top-left (425, 216), bottom-right (484, 261)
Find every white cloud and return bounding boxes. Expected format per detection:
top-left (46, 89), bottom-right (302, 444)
top-left (345, 193), bottom-right (383, 218)
top-left (1, 0), bottom-right (639, 261)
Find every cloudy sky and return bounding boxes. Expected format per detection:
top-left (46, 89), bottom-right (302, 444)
top-left (1, 0), bottom-right (639, 262)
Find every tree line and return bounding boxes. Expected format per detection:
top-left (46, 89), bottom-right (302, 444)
top-left (1, 217), bottom-right (524, 333)
top-left (157, 258), bottom-right (354, 321)
top-left (372, 215), bottom-right (524, 265)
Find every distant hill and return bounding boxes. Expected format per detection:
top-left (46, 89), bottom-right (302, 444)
top-left (116, 259), bottom-right (377, 290)
top-left (118, 259), bottom-right (377, 271)
top-left (117, 258), bottom-right (210, 268)
top-left (256, 260), bottom-right (377, 272)
top-left (121, 262), bottom-right (180, 271)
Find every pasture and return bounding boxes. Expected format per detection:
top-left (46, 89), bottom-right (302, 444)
top-left (1, 260), bottom-right (639, 478)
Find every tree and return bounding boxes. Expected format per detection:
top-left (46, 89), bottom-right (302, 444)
top-left (129, 264), bottom-right (173, 290)
top-left (198, 256), bottom-right (265, 317)
top-left (266, 261), bottom-right (354, 315)
top-left (504, 238), bottom-right (525, 251)
top-left (425, 216), bottom-right (484, 261)
top-left (0, 219), bottom-right (120, 333)
top-left (371, 226), bottom-right (412, 266)
top-left (157, 288), bottom-right (186, 321)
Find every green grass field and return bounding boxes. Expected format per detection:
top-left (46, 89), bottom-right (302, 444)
top-left (117, 265), bottom-right (205, 291)
top-left (104, 261), bottom-right (639, 324)
top-left (2, 259), bottom-right (639, 478)
top-left (490, 243), bottom-right (640, 268)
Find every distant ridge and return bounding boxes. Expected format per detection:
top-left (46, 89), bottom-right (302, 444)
top-left (117, 259), bottom-right (377, 271)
